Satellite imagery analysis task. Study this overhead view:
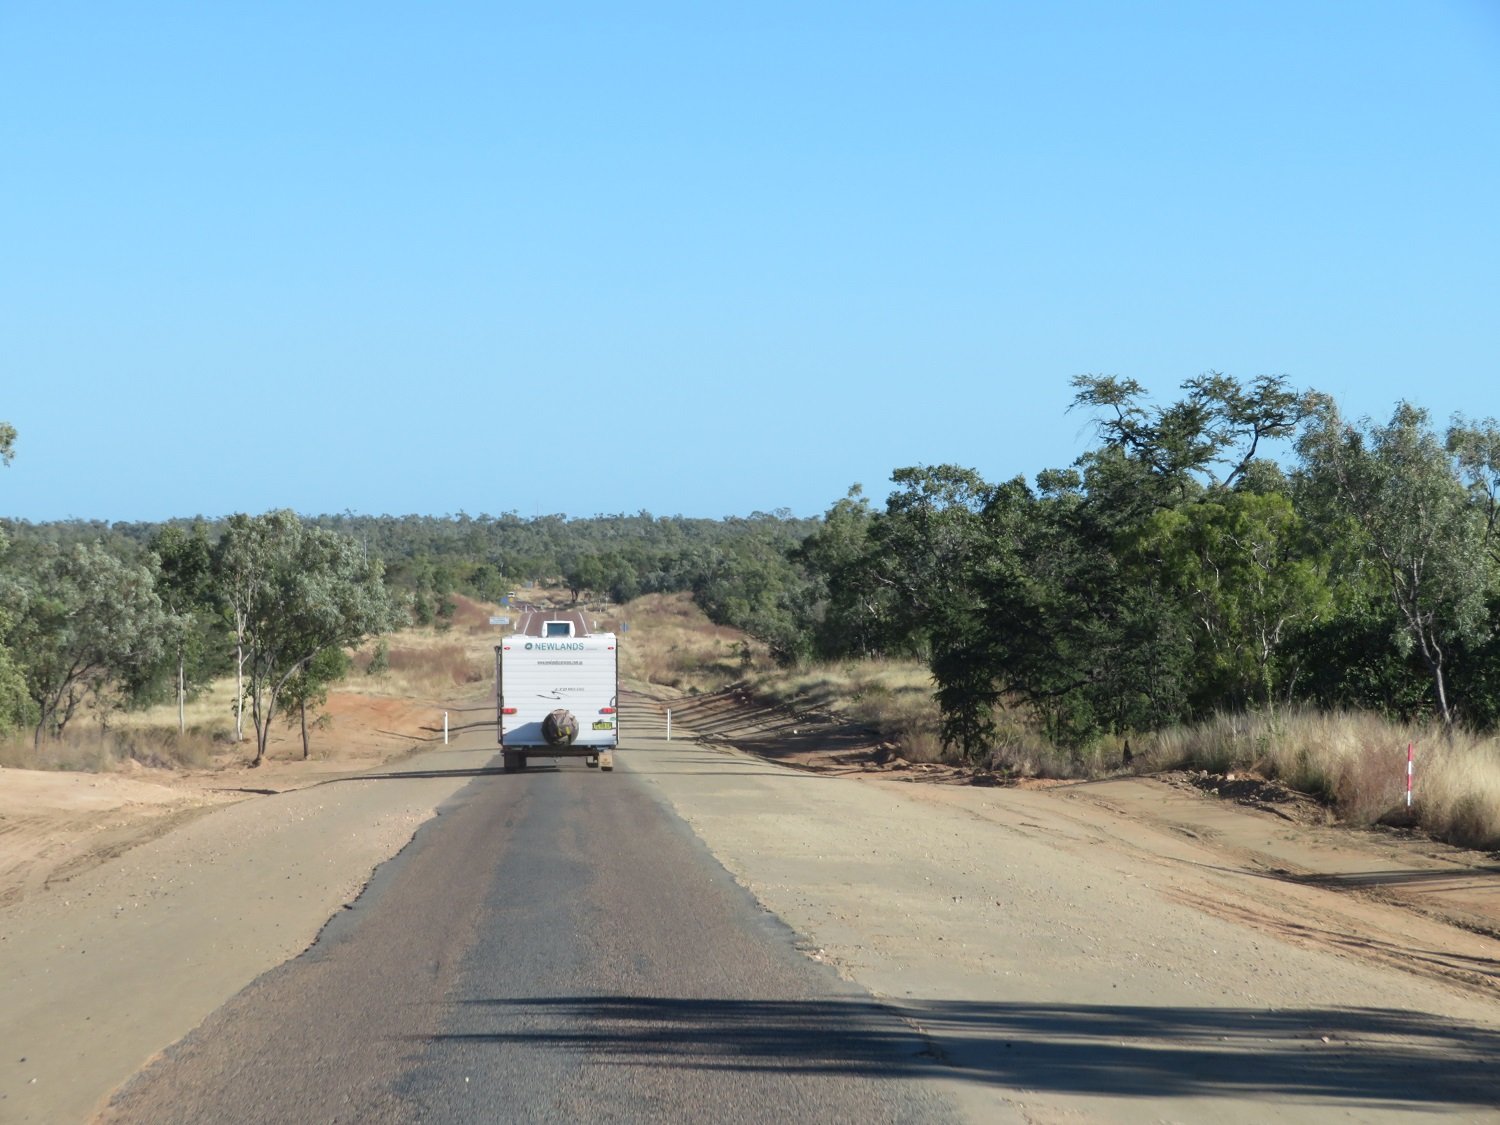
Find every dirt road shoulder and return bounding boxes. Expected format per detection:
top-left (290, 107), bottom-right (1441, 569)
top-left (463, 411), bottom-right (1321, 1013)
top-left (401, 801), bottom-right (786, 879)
top-left (0, 743), bottom-right (496, 1125)
top-left (623, 704), bottom-right (1500, 1122)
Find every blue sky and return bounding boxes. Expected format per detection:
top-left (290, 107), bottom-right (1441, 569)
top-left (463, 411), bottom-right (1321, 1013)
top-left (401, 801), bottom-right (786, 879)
top-left (3, 1), bottom-right (1497, 522)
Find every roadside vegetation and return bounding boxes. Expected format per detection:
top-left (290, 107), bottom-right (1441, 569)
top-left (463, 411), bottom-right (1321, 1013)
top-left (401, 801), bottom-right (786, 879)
top-left (1134, 709), bottom-right (1500, 850)
top-left (4, 379), bottom-right (1500, 849)
top-left (619, 593), bottom-right (1500, 850)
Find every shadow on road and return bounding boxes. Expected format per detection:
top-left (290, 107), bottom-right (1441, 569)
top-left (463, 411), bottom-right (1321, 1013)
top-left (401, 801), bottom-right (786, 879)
top-left (317, 767), bottom-right (513, 783)
top-left (1287, 866), bottom-right (1500, 890)
top-left (433, 996), bottom-right (1500, 1109)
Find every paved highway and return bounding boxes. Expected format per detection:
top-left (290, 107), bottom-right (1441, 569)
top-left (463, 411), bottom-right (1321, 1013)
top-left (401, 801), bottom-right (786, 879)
top-left (101, 702), bottom-right (960, 1124)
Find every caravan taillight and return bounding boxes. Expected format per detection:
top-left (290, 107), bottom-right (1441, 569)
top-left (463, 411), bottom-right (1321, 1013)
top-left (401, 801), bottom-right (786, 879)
top-left (599, 707), bottom-right (615, 714)
top-left (501, 707), bottom-right (518, 715)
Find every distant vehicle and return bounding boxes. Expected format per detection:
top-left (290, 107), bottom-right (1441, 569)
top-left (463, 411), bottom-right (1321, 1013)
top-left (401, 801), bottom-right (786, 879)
top-left (495, 618), bottom-right (618, 772)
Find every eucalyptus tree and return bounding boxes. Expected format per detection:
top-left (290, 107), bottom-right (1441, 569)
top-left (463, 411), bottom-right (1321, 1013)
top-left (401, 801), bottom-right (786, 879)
top-left (1034, 459), bottom-right (1197, 741)
top-left (1449, 416), bottom-right (1500, 568)
top-left (221, 511), bottom-right (399, 766)
top-left (690, 529), bottom-right (815, 666)
top-left (0, 533), bottom-right (35, 738)
top-left (1019, 373), bottom-right (1320, 738)
top-left (280, 645), bottom-right (352, 759)
top-left (0, 432), bottom-right (32, 736)
top-left (215, 513), bottom-right (275, 741)
top-left (1444, 416), bottom-right (1500, 726)
top-left (1296, 400), bottom-right (1488, 726)
top-left (145, 523), bottom-right (222, 732)
top-left (6, 542), bottom-right (173, 746)
top-left (1130, 487), bottom-right (1331, 711)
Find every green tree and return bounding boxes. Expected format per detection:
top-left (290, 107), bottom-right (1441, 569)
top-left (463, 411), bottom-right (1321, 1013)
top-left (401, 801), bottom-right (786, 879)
top-left (0, 532), bottom-right (38, 738)
top-left (1445, 417), bottom-right (1500, 726)
top-left (215, 513), bottom-right (275, 742)
top-left (0, 426), bottom-right (32, 736)
top-left (281, 646), bottom-right (352, 759)
top-left (7, 543), bottom-right (173, 746)
top-left (1038, 373), bottom-right (1320, 737)
top-left (1297, 400), bottom-right (1488, 726)
top-left (933, 470), bottom-right (1194, 755)
top-left (925, 476), bottom-right (1030, 757)
top-left (1449, 416), bottom-right (1500, 568)
top-left (796, 486), bottom-right (902, 659)
top-left (562, 552), bottom-right (607, 604)
top-left (865, 465), bottom-right (993, 660)
top-left (1070, 372), bottom-right (1311, 501)
top-left (140, 523), bottom-right (223, 731)
top-left (0, 641), bottom-right (32, 738)
top-left (1131, 490), bottom-right (1331, 710)
top-left (687, 516), bottom-right (819, 666)
top-left (223, 512), bottom-right (398, 765)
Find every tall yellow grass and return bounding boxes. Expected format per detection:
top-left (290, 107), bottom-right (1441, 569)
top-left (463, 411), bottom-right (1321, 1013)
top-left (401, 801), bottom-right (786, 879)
top-left (0, 723), bottom-right (220, 772)
top-left (745, 659), bottom-right (945, 762)
top-left (1138, 708), bottom-right (1500, 850)
top-left (617, 592), bottom-right (775, 692)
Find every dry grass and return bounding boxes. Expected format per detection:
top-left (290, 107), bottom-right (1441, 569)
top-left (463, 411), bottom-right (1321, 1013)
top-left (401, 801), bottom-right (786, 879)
top-left (612, 595), bottom-right (945, 760)
top-left (1135, 708), bottom-right (1500, 851)
top-left (0, 725), bottom-right (220, 772)
top-left (984, 707), bottom-right (1097, 778)
top-left (113, 677), bottom-right (242, 737)
top-left (743, 658), bottom-right (945, 762)
top-left (0, 678), bottom-right (237, 772)
top-left (352, 593), bottom-right (517, 701)
top-left (617, 592), bottom-right (776, 692)
top-left (353, 635), bottom-right (492, 700)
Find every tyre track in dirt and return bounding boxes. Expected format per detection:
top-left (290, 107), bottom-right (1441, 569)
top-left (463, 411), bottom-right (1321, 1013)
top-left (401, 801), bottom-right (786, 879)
top-left (0, 790), bottom-right (239, 911)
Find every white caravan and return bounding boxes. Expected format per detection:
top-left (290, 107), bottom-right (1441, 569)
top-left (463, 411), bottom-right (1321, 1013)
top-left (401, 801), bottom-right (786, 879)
top-left (495, 618), bottom-right (619, 772)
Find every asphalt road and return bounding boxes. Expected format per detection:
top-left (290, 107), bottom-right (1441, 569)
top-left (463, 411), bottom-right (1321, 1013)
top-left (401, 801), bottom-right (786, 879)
top-left (101, 717), bottom-right (959, 1124)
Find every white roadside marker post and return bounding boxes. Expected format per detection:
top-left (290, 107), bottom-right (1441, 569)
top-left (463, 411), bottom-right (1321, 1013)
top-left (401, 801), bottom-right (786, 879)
top-left (1407, 742), bottom-right (1413, 808)
top-left (444, 712), bottom-right (449, 745)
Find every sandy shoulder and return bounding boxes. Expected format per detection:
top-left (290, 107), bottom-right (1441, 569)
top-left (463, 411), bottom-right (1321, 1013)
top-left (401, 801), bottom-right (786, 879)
top-left (4, 684), bottom-right (1498, 1124)
top-left (0, 738), bottom-right (490, 1125)
top-left (0, 768), bottom-right (243, 913)
top-left (625, 719), bottom-right (1500, 1123)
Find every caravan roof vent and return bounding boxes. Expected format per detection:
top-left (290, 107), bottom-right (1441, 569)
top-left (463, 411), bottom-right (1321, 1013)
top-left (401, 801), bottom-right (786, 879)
top-left (543, 620), bottom-right (576, 638)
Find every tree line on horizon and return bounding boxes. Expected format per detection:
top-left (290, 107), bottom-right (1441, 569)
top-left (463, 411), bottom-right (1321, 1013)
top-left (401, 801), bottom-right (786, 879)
top-left (0, 487), bottom-right (815, 755)
top-left (4, 374), bottom-right (1499, 765)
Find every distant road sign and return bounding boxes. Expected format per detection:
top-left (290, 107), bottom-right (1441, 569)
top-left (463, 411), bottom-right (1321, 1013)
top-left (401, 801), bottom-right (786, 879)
top-left (489, 616), bottom-right (511, 626)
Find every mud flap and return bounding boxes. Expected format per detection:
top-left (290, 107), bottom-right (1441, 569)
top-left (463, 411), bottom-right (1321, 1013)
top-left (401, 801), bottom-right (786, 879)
top-left (599, 750), bottom-right (614, 772)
